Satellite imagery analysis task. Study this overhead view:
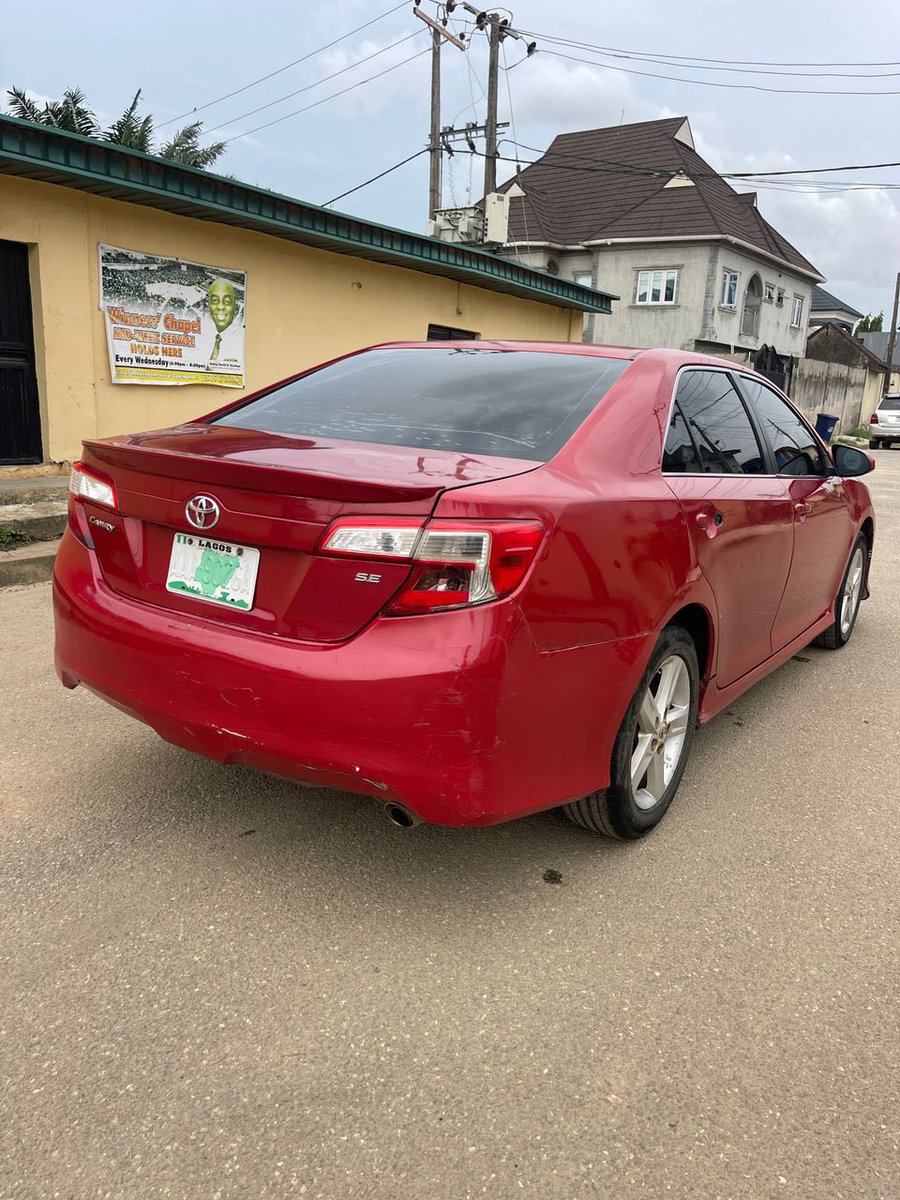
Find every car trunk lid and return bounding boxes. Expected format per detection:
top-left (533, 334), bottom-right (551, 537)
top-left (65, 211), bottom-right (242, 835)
top-left (78, 423), bottom-right (537, 641)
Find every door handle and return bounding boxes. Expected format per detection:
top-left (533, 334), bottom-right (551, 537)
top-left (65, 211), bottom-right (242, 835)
top-left (695, 510), bottom-right (724, 532)
top-left (794, 502), bottom-right (812, 516)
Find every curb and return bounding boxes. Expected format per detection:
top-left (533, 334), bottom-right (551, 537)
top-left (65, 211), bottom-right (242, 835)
top-left (0, 539), bottom-right (59, 588)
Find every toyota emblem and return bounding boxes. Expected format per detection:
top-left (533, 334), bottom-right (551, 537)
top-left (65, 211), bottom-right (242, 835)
top-left (185, 495), bottom-right (221, 530)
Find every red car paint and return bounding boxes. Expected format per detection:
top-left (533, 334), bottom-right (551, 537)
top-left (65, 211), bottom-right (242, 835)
top-left (53, 343), bottom-right (874, 827)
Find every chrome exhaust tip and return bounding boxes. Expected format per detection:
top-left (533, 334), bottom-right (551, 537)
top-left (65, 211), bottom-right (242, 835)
top-left (384, 803), bottom-right (421, 829)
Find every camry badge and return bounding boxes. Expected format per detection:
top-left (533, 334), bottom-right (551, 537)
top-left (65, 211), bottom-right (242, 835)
top-left (185, 495), bottom-right (221, 530)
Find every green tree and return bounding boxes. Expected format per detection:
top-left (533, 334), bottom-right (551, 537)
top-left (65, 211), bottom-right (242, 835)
top-left (854, 312), bottom-right (884, 337)
top-left (5, 86), bottom-right (227, 170)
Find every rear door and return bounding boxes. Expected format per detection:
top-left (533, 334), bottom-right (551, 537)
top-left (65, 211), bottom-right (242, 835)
top-left (663, 368), bottom-right (794, 688)
top-left (735, 375), bottom-right (854, 647)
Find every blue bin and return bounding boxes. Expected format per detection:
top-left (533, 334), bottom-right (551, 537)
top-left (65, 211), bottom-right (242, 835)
top-left (815, 413), bottom-right (839, 443)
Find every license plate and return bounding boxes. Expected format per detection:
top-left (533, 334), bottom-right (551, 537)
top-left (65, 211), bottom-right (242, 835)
top-left (166, 532), bottom-right (260, 610)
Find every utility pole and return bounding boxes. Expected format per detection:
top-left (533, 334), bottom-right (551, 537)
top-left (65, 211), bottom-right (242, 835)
top-left (885, 271), bottom-right (900, 386)
top-left (484, 16), bottom-right (503, 198)
top-left (414, 2), bottom-right (466, 221)
top-left (429, 28), bottom-right (442, 220)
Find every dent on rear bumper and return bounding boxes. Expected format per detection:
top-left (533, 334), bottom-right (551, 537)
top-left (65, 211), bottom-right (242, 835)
top-left (53, 533), bottom-right (650, 826)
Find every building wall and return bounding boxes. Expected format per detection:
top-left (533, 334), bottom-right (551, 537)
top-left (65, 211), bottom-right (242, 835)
top-left (0, 176), bottom-right (578, 463)
top-left (514, 240), bottom-right (815, 359)
top-left (706, 244), bottom-right (813, 358)
top-left (579, 243), bottom-right (713, 350)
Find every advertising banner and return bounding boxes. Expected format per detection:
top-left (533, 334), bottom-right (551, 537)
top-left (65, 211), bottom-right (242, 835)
top-left (99, 244), bottom-right (246, 387)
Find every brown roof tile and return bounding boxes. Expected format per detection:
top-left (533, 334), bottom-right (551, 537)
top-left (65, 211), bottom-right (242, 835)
top-left (500, 118), bottom-right (821, 277)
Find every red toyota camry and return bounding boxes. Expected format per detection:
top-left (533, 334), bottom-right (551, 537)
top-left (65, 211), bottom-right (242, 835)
top-left (54, 342), bottom-right (875, 838)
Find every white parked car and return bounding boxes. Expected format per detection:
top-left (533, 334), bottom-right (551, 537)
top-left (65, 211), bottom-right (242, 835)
top-left (869, 395), bottom-right (900, 448)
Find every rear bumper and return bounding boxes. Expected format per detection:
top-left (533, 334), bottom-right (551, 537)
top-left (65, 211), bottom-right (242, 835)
top-left (53, 531), bottom-right (652, 826)
top-left (869, 426), bottom-right (899, 440)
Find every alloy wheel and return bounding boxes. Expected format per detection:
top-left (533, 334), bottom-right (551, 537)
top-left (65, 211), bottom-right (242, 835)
top-left (631, 655), bottom-right (692, 811)
top-left (840, 546), bottom-right (866, 638)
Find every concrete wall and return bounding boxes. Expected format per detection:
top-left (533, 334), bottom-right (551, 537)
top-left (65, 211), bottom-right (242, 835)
top-left (0, 176), bottom-right (577, 463)
top-left (791, 359), bottom-right (868, 431)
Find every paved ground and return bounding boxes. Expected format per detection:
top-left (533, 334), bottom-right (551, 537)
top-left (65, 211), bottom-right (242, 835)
top-left (2, 453), bottom-right (899, 1200)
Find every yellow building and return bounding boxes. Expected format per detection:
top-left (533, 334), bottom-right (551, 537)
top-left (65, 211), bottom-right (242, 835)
top-left (0, 115), bottom-right (613, 467)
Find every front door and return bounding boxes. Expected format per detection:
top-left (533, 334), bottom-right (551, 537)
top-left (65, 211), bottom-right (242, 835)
top-left (663, 368), bottom-right (795, 688)
top-left (0, 240), bottom-right (42, 464)
top-left (736, 375), bottom-right (855, 647)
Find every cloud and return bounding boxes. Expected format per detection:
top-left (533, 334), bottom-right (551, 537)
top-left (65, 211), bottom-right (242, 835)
top-left (691, 124), bottom-right (900, 315)
top-left (508, 55), bottom-right (665, 137)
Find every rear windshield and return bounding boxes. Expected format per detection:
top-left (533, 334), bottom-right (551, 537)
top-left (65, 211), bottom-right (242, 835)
top-left (211, 347), bottom-right (630, 461)
top-left (879, 395), bottom-right (900, 411)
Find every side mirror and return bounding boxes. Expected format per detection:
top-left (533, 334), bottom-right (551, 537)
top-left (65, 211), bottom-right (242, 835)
top-left (832, 443), bottom-right (875, 478)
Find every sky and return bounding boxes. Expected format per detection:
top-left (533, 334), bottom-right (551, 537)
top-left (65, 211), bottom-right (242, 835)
top-left (4, 0), bottom-right (900, 318)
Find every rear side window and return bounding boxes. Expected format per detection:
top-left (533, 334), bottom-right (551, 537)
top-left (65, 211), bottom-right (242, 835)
top-left (879, 396), bottom-right (900, 412)
top-left (738, 377), bottom-right (826, 476)
top-left (212, 348), bottom-right (630, 461)
top-left (668, 370), bottom-right (765, 475)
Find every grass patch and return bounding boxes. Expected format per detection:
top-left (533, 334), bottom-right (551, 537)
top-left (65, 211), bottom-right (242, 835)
top-left (0, 528), bottom-right (37, 552)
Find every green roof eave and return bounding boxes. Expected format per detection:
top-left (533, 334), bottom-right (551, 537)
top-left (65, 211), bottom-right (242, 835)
top-left (0, 115), bottom-right (616, 314)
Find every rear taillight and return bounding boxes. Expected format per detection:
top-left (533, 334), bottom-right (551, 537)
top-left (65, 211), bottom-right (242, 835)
top-left (870, 413), bottom-right (879, 424)
top-left (69, 462), bottom-right (118, 508)
top-left (319, 518), bottom-right (544, 615)
top-left (67, 462), bottom-right (118, 544)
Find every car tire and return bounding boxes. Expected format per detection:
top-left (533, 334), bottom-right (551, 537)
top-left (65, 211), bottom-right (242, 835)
top-left (813, 533), bottom-right (868, 650)
top-left (563, 626), bottom-right (700, 839)
top-left (868, 439), bottom-right (879, 449)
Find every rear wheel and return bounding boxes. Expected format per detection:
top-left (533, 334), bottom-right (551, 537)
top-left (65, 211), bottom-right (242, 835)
top-left (869, 439), bottom-right (879, 449)
top-left (813, 533), bottom-right (868, 650)
top-left (564, 626), bottom-right (699, 839)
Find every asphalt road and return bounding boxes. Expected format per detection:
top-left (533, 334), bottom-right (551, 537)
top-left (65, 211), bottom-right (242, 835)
top-left (2, 452), bottom-right (899, 1200)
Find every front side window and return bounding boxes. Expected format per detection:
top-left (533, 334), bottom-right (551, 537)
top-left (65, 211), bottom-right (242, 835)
top-left (791, 296), bottom-right (804, 327)
top-left (721, 270), bottom-right (739, 308)
top-left (670, 370), bottom-right (765, 475)
top-left (211, 348), bottom-right (631, 462)
top-left (738, 377), bottom-right (826, 475)
top-left (636, 268), bottom-right (679, 305)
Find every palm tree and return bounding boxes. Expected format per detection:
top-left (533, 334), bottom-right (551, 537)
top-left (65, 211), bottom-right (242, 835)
top-left (158, 121), bottom-right (226, 169)
top-left (103, 90), bottom-right (155, 152)
top-left (5, 86), bottom-right (227, 171)
top-left (7, 86), bottom-right (98, 137)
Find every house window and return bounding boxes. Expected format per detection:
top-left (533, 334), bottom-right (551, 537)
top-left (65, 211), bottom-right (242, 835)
top-left (635, 268), bottom-right (679, 305)
top-left (764, 282), bottom-right (776, 303)
top-left (574, 271), bottom-right (593, 288)
top-left (720, 270), bottom-right (739, 309)
top-left (776, 288), bottom-right (785, 307)
top-left (426, 323), bottom-right (479, 340)
top-left (790, 296), bottom-right (804, 328)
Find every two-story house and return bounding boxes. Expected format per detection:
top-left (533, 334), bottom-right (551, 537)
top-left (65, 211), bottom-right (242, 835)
top-left (497, 117), bottom-right (823, 381)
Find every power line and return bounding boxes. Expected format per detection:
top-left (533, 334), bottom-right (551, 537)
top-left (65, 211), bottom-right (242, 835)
top-left (486, 147), bottom-right (900, 194)
top-left (159, 0), bottom-right (410, 128)
top-left (509, 139), bottom-right (900, 181)
top-left (513, 29), bottom-right (900, 79)
top-left (206, 31), bottom-right (422, 135)
top-left (538, 46), bottom-right (900, 96)
top-left (323, 148), bottom-right (430, 207)
top-left (221, 47), bottom-right (431, 145)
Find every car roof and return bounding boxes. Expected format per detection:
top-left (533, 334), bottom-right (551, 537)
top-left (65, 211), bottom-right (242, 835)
top-left (359, 339), bottom-right (770, 371)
